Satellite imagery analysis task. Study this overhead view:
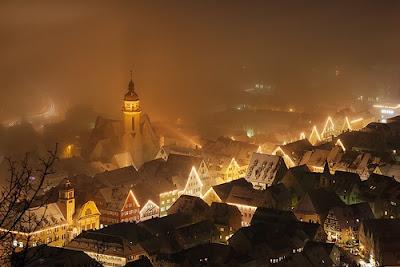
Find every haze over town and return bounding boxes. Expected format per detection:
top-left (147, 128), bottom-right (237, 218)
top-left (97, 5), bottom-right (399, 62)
top-left (1, 1), bottom-right (400, 267)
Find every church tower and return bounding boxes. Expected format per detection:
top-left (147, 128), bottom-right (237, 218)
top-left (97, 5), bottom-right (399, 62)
top-left (122, 74), bottom-right (144, 167)
top-left (58, 179), bottom-right (75, 225)
top-left (123, 75), bottom-right (142, 134)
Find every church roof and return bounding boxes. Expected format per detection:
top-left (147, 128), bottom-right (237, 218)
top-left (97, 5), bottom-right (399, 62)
top-left (124, 79), bottom-right (139, 101)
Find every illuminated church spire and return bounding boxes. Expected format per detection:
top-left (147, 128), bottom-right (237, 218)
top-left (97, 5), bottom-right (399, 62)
top-left (124, 70), bottom-right (139, 103)
top-left (123, 72), bottom-right (142, 134)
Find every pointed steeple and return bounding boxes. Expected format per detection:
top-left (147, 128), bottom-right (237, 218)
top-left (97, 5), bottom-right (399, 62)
top-left (128, 70), bottom-right (134, 90)
top-left (124, 70), bottom-right (139, 101)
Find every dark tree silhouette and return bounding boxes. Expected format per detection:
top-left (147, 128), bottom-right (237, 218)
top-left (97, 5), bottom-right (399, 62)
top-left (0, 145), bottom-right (58, 265)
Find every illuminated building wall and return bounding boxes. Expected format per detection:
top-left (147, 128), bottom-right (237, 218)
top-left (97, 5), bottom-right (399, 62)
top-left (272, 147), bottom-right (296, 168)
top-left (3, 223), bottom-right (68, 249)
top-left (202, 187), bottom-right (222, 205)
top-left (321, 117), bottom-right (335, 141)
top-left (373, 104), bottom-right (400, 122)
top-left (160, 167), bottom-right (205, 216)
top-left (120, 190), bottom-right (141, 222)
top-left (139, 200), bottom-right (160, 221)
top-left (159, 190), bottom-right (179, 217)
top-left (224, 158), bottom-right (243, 181)
top-left (228, 203), bottom-right (257, 227)
top-left (57, 181), bottom-right (101, 241)
top-left (76, 201), bottom-right (101, 234)
top-left (181, 167), bottom-right (203, 197)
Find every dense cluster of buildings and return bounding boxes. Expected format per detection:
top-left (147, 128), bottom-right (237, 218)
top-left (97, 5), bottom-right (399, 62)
top-left (4, 78), bottom-right (400, 266)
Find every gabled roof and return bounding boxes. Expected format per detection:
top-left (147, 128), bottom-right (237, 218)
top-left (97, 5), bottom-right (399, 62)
top-left (263, 183), bottom-right (291, 208)
top-left (13, 245), bottom-right (101, 266)
top-left (139, 154), bottom-right (203, 191)
top-left (282, 165), bottom-right (319, 194)
top-left (251, 207), bottom-right (297, 225)
top-left (337, 130), bottom-right (386, 152)
top-left (164, 243), bottom-right (233, 266)
top-left (299, 149), bottom-right (330, 168)
top-left (378, 163), bottom-right (400, 182)
top-left (302, 241), bottom-right (334, 267)
top-left (159, 145), bottom-right (202, 158)
top-left (329, 171), bottom-right (361, 192)
top-left (361, 219), bottom-right (400, 238)
top-left (66, 230), bottom-right (134, 258)
top-left (94, 166), bottom-right (140, 187)
top-left (138, 213), bottom-right (193, 236)
top-left (226, 185), bottom-right (268, 207)
top-left (229, 221), bottom-right (321, 256)
top-left (360, 173), bottom-right (400, 201)
top-left (295, 188), bottom-right (344, 215)
top-left (245, 153), bottom-right (287, 184)
top-left (96, 222), bottom-right (151, 243)
top-left (209, 202), bottom-right (241, 226)
top-left (327, 202), bottom-right (374, 229)
top-left (212, 178), bottom-right (253, 202)
top-left (168, 195), bottom-right (210, 217)
top-left (173, 220), bottom-right (219, 247)
top-left (3, 203), bottom-right (67, 233)
top-left (201, 137), bottom-right (258, 161)
top-left (279, 139), bottom-right (313, 163)
top-left (97, 186), bottom-right (130, 210)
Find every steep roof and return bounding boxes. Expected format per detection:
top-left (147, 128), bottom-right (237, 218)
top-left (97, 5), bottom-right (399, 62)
top-left (279, 139), bottom-right (313, 163)
top-left (12, 245), bottom-right (101, 266)
top-left (212, 178), bottom-right (253, 202)
top-left (229, 221), bottom-right (321, 257)
top-left (299, 149), bottom-right (330, 168)
top-left (95, 222), bottom-right (151, 243)
top-left (3, 203), bottom-right (67, 233)
top-left (379, 163), bottom-right (400, 182)
top-left (201, 137), bottom-right (258, 161)
top-left (209, 202), bottom-right (241, 226)
top-left (138, 213), bottom-right (192, 236)
top-left (225, 185), bottom-right (268, 207)
top-left (329, 171), bottom-right (361, 193)
top-left (337, 130), bottom-right (386, 153)
top-left (327, 202), bottom-right (374, 230)
top-left (245, 153), bottom-right (287, 185)
top-left (160, 145), bottom-right (202, 158)
top-left (167, 195), bottom-right (210, 218)
top-left (295, 188), bottom-right (344, 216)
top-left (251, 207), bottom-right (297, 225)
top-left (94, 166), bottom-right (140, 187)
top-left (139, 154), bottom-right (203, 191)
top-left (360, 173), bottom-right (400, 202)
top-left (163, 243), bottom-right (233, 266)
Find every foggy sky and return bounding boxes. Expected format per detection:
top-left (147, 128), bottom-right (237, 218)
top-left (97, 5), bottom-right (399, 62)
top-left (1, 0), bottom-right (399, 122)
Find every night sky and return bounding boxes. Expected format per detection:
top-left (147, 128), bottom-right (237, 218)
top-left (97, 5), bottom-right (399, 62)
top-left (1, 0), bottom-right (399, 121)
